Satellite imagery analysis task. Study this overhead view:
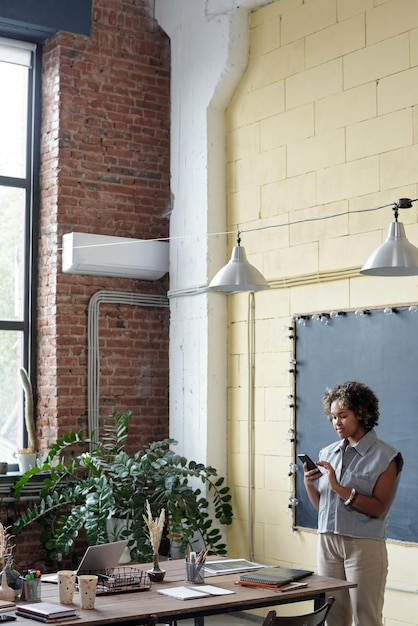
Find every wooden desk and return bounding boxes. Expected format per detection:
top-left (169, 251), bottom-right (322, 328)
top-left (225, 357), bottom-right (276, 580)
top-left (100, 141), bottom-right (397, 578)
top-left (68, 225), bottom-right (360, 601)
top-left (18, 560), bottom-right (355, 626)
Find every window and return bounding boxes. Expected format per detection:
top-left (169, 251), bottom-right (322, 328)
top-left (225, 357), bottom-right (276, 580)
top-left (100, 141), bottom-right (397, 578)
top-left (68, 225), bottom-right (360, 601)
top-left (0, 37), bottom-right (39, 463)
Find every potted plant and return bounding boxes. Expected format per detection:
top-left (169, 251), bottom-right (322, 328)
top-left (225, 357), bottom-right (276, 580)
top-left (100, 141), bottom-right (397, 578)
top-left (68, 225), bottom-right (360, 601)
top-left (0, 522), bottom-right (21, 599)
top-left (143, 500), bottom-right (166, 581)
top-left (12, 410), bottom-right (233, 568)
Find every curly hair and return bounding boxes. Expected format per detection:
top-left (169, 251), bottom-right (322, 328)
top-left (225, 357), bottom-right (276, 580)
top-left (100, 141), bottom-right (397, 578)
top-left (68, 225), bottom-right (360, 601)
top-left (322, 381), bottom-right (379, 431)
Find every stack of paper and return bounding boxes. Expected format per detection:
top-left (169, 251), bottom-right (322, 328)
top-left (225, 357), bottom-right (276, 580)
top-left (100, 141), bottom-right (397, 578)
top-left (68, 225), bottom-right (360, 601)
top-left (0, 600), bottom-right (15, 610)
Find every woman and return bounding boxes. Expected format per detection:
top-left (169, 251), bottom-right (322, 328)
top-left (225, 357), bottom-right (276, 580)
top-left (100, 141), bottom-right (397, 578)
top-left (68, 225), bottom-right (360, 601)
top-left (302, 381), bottom-right (403, 626)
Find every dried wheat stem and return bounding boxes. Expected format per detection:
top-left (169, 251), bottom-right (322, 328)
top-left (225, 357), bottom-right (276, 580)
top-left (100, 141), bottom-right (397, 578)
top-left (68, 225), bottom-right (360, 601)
top-left (0, 522), bottom-right (15, 569)
top-left (143, 500), bottom-right (165, 555)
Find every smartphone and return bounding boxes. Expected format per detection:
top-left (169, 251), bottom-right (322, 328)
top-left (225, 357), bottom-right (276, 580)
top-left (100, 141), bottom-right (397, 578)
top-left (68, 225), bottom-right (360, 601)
top-left (0, 616), bottom-right (17, 622)
top-left (297, 453), bottom-right (321, 473)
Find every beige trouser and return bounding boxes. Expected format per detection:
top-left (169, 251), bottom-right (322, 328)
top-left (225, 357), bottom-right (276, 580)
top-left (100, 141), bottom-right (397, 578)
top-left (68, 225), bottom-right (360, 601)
top-left (317, 533), bottom-right (388, 626)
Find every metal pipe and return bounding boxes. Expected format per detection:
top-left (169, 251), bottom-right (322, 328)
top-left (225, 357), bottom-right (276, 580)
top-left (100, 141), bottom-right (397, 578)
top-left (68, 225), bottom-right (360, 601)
top-left (247, 292), bottom-right (255, 560)
top-left (87, 290), bottom-right (169, 444)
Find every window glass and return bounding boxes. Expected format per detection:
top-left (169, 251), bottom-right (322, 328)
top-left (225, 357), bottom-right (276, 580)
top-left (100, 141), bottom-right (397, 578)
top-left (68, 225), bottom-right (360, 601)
top-left (0, 186), bottom-right (25, 321)
top-left (0, 37), bottom-right (37, 463)
top-left (0, 61), bottom-right (28, 178)
top-left (0, 330), bottom-right (24, 462)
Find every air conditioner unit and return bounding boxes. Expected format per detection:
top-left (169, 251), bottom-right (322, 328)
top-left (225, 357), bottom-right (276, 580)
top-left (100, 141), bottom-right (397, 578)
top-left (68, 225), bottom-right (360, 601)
top-left (62, 232), bottom-right (169, 280)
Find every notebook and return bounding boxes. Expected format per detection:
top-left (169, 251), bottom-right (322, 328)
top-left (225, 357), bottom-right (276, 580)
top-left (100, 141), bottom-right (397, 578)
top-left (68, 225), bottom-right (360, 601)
top-left (15, 601), bottom-right (78, 622)
top-left (238, 566), bottom-right (313, 588)
top-left (16, 602), bottom-right (76, 618)
top-left (41, 540), bottom-right (129, 583)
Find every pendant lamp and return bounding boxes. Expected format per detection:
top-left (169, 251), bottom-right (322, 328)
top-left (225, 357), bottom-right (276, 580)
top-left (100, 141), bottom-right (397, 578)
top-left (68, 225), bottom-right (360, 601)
top-left (208, 197), bottom-right (418, 291)
top-left (208, 233), bottom-right (269, 292)
top-left (360, 199), bottom-right (418, 276)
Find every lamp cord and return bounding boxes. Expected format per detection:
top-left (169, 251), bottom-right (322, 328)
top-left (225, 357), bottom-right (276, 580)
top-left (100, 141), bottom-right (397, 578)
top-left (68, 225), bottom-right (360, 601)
top-left (59, 197), bottom-right (418, 252)
top-left (238, 198), bottom-right (418, 237)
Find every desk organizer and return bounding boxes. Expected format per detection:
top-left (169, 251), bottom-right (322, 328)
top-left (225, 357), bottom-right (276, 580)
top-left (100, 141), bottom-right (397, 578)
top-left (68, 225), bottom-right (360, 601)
top-left (92, 567), bottom-right (151, 595)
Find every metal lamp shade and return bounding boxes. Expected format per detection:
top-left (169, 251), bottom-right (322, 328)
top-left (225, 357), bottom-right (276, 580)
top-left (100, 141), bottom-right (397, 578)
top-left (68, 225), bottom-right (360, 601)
top-left (208, 245), bottom-right (270, 292)
top-left (360, 221), bottom-right (418, 276)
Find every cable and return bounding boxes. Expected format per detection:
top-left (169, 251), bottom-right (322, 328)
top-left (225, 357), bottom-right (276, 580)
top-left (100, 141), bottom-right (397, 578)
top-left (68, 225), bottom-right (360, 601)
top-left (57, 197), bottom-right (418, 251)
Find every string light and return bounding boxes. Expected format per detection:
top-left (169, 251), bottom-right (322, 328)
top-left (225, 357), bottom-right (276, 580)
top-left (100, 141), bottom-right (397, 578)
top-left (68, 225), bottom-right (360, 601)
top-left (288, 463), bottom-right (298, 477)
top-left (284, 428), bottom-right (295, 443)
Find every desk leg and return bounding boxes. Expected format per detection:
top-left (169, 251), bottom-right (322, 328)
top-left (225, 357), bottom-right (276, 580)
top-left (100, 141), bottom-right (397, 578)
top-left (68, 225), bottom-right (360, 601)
top-left (314, 592), bottom-right (326, 611)
top-left (194, 617), bottom-right (204, 626)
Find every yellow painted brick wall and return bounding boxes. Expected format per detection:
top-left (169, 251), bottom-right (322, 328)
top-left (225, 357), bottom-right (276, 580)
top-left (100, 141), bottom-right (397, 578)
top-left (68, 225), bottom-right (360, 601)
top-left (226, 0), bottom-right (418, 623)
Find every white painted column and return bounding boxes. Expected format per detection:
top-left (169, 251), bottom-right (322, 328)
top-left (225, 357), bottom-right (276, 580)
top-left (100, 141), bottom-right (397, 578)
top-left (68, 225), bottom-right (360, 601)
top-left (155, 0), bottom-right (273, 474)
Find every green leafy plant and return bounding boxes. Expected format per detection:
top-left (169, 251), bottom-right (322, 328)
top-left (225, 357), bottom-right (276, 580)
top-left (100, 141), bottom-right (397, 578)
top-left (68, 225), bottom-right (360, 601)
top-left (12, 411), bottom-right (233, 568)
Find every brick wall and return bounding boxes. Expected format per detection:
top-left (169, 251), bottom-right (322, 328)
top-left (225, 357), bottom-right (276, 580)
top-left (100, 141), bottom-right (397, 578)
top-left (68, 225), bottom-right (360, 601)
top-left (9, 0), bottom-right (171, 569)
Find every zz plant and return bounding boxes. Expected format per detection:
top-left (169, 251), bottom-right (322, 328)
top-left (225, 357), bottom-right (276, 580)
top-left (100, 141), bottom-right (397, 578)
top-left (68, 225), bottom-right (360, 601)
top-left (12, 411), bottom-right (233, 567)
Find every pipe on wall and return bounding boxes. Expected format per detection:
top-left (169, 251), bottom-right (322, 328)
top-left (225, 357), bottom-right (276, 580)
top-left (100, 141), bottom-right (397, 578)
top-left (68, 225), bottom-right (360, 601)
top-left (87, 290), bottom-right (169, 444)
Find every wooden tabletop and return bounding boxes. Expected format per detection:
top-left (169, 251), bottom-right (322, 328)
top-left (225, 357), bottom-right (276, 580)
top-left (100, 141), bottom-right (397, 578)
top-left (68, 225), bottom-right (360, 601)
top-left (14, 559), bottom-right (356, 626)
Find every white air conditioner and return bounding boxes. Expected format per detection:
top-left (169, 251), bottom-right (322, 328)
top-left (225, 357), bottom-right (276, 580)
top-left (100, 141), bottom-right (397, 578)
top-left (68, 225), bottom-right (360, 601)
top-left (62, 232), bottom-right (169, 280)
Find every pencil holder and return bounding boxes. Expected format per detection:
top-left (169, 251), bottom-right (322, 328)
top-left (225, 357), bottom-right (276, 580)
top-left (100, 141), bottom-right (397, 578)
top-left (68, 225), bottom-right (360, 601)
top-left (20, 577), bottom-right (41, 602)
top-left (185, 562), bottom-right (204, 584)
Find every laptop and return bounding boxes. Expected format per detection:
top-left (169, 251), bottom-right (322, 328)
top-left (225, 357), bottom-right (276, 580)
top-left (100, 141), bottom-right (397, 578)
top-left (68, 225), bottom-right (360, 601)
top-left (42, 540), bottom-right (129, 583)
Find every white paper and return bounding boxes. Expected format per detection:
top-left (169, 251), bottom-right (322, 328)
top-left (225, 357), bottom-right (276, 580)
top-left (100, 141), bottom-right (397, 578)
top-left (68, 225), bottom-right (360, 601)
top-left (157, 586), bottom-right (211, 600)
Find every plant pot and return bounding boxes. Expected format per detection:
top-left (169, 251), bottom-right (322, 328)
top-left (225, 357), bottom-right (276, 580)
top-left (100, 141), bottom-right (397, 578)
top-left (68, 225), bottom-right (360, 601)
top-left (16, 453), bottom-right (37, 473)
top-left (0, 568), bottom-right (16, 601)
top-left (0, 557), bottom-right (22, 598)
top-left (106, 518), bottom-right (132, 564)
top-left (147, 554), bottom-right (166, 582)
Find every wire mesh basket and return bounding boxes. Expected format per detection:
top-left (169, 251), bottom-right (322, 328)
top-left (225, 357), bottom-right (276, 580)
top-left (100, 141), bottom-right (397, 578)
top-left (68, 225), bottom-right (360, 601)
top-left (92, 566), bottom-right (151, 595)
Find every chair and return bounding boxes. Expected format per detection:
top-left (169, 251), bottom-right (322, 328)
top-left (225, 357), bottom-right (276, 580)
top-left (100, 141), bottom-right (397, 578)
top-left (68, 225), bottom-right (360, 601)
top-left (262, 596), bottom-right (335, 626)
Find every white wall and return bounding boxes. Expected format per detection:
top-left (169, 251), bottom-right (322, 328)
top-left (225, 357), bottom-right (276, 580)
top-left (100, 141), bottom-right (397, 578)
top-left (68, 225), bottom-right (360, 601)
top-left (154, 0), bottom-right (273, 473)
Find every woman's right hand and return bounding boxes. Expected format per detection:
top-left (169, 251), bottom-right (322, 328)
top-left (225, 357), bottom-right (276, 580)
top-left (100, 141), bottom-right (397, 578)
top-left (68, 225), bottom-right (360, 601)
top-left (302, 464), bottom-right (321, 510)
top-left (303, 464), bottom-right (321, 485)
